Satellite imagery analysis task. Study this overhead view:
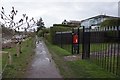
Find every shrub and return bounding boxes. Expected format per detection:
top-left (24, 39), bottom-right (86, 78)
top-left (100, 18), bottom-right (120, 27)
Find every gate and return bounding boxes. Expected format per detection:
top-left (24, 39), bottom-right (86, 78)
top-left (54, 26), bottom-right (120, 76)
top-left (71, 26), bottom-right (91, 59)
top-left (76, 26), bottom-right (120, 76)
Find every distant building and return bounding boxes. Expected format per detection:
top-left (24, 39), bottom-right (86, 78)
top-left (62, 20), bottom-right (81, 27)
top-left (62, 19), bottom-right (68, 25)
top-left (67, 20), bottom-right (81, 27)
top-left (81, 15), bottom-right (119, 28)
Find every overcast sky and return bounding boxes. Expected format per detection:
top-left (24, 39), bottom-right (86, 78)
top-left (0, 0), bottom-right (120, 29)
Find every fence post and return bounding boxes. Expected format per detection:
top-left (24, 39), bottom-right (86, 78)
top-left (72, 28), bottom-right (74, 54)
top-left (8, 52), bottom-right (12, 65)
top-left (77, 28), bottom-right (80, 54)
top-left (60, 32), bottom-right (62, 48)
top-left (118, 26), bottom-right (120, 76)
top-left (15, 43), bottom-right (20, 57)
top-left (54, 32), bottom-right (56, 45)
top-left (87, 27), bottom-right (91, 58)
top-left (82, 26), bottom-right (90, 59)
top-left (116, 26), bottom-right (120, 76)
top-left (82, 26), bottom-right (85, 59)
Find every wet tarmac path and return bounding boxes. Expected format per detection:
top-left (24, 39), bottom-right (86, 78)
top-left (25, 38), bottom-right (61, 78)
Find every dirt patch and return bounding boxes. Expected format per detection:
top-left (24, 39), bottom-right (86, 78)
top-left (64, 54), bottom-right (82, 61)
top-left (2, 42), bottom-right (15, 49)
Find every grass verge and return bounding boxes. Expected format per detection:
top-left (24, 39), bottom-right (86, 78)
top-left (58, 43), bottom-right (108, 54)
top-left (2, 37), bottom-right (35, 78)
top-left (45, 40), bottom-right (117, 78)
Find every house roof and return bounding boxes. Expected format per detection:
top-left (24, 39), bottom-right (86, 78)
top-left (81, 15), bottom-right (120, 22)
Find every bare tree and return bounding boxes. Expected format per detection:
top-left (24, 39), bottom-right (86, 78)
top-left (1, 7), bottom-right (36, 57)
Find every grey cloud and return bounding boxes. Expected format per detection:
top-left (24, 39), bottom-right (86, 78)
top-left (0, 1), bottom-right (119, 27)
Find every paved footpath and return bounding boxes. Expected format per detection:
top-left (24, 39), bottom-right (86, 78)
top-left (25, 37), bottom-right (61, 78)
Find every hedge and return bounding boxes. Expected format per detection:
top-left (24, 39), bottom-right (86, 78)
top-left (50, 26), bottom-right (72, 44)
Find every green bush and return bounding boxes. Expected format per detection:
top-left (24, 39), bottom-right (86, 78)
top-left (105, 30), bottom-right (118, 42)
top-left (44, 33), bottom-right (51, 43)
top-left (100, 18), bottom-right (120, 27)
top-left (37, 30), bottom-right (43, 37)
top-left (37, 28), bottom-right (50, 37)
top-left (53, 24), bottom-right (70, 27)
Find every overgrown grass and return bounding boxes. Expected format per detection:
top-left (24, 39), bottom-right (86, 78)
top-left (2, 37), bottom-right (35, 78)
top-left (90, 43), bottom-right (108, 53)
top-left (45, 40), bottom-right (117, 78)
top-left (90, 54), bottom-right (120, 76)
top-left (2, 53), bottom-right (8, 69)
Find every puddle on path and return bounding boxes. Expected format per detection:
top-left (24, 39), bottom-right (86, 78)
top-left (25, 39), bottom-right (61, 78)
